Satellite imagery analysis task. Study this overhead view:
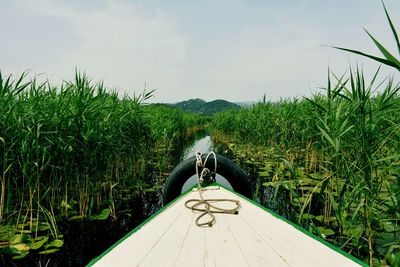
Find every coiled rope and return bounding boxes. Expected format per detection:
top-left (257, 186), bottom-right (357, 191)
top-left (184, 152), bottom-right (241, 227)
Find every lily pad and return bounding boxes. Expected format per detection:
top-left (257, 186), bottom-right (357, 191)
top-left (300, 213), bottom-right (315, 220)
top-left (10, 234), bottom-right (30, 245)
top-left (68, 215), bottom-right (83, 221)
top-left (89, 209), bottom-right (110, 221)
top-left (2, 243), bottom-right (30, 256)
top-left (11, 243), bottom-right (30, 251)
top-left (29, 236), bottom-right (49, 250)
top-left (317, 227), bottom-right (335, 237)
top-left (12, 250), bottom-right (29, 259)
top-left (44, 239), bottom-right (63, 249)
top-left (12, 251), bottom-right (29, 260)
top-left (0, 241), bottom-right (10, 248)
top-left (39, 248), bottom-right (60, 255)
top-left (258, 171), bottom-right (271, 177)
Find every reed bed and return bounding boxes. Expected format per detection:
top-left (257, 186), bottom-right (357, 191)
top-left (0, 71), bottom-right (206, 260)
top-left (211, 69), bottom-right (400, 266)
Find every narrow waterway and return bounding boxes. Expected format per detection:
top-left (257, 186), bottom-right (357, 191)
top-left (5, 134), bottom-right (237, 267)
top-left (180, 135), bottom-right (233, 192)
top-left (182, 135), bottom-right (214, 160)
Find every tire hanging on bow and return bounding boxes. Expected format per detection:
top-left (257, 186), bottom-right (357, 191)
top-left (162, 153), bottom-right (252, 205)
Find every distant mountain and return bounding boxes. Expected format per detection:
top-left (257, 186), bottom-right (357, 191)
top-left (173, 98), bottom-right (241, 116)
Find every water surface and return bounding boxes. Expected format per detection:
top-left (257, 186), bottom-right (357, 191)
top-left (182, 135), bottom-right (213, 160)
top-left (181, 135), bottom-right (233, 192)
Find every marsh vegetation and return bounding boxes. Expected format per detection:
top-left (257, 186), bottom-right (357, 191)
top-left (1, 2), bottom-right (399, 266)
top-left (0, 72), bottom-right (207, 266)
top-left (211, 69), bottom-right (400, 266)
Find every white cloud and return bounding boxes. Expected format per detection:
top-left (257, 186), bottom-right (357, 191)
top-left (1, 0), bottom-right (188, 101)
top-left (0, 0), bottom-right (399, 103)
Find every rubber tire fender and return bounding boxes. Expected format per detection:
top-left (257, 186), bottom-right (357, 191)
top-left (163, 154), bottom-right (252, 205)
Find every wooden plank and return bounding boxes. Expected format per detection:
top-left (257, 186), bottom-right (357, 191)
top-left (174, 187), bottom-right (249, 267)
top-left (93, 186), bottom-right (361, 267)
top-left (217, 187), bottom-right (358, 267)
top-left (222, 212), bottom-right (291, 266)
top-left (196, 187), bottom-right (290, 266)
top-left (93, 193), bottom-right (193, 267)
top-left (173, 215), bottom-right (206, 267)
top-left (203, 207), bottom-right (249, 266)
top-left (194, 188), bottom-right (249, 267)
top-left (138, 203), bottom-right (194, 267)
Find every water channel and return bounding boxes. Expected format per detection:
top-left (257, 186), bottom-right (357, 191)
top-left (4, 134), bottom-right (236, 267)
top-left (180, 135), bottom-right (233, 193)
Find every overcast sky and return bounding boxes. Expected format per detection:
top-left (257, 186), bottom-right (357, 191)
top-left (1, 0), bottom-right (399, 103)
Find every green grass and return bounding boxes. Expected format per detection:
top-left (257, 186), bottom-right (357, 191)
top-left (0, 71), bottom-right (206, 259)
top-left (333, 1), bottom-right (400, 71)
top-left (211, 69), bottom-right (400, 266)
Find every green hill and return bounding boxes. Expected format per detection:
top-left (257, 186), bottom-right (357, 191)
top-left (173, 98), bottom-right (241, 116)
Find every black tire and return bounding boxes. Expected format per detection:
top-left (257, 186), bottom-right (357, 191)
top-left (163, 154), bottom-right (252, 205)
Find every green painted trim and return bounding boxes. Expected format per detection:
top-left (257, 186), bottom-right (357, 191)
top-left (87, 182), bottom-right (368, 266)
top-left (86, 186), bottom-right (196, 266)
top-left (217, 183), bottom-right (368, 267)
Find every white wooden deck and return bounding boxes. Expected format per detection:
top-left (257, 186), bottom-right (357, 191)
top-left (89, 186), bottom-right (363, 267)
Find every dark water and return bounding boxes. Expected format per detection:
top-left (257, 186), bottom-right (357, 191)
top-left (181, 135), bottom-right (213, 160)
top-left (2, 134), bottom-right (288, 267)
top-left (2, 194), bottom-right (154, 267)
top-left (180, 136), bottom-right (281, 214)
top-left (212, 142), bottom-right (296, 221)
top-left (180, 135), bottom-right (233, 193)
top-left (2, 134), bottom-right (215, 267)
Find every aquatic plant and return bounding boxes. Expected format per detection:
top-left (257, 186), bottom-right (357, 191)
top-left (211, 69), bottom-right (400, 266)
top-left (333, 1), bottom-right (400, 71)
top-left (0, 71), bottom-right (206, 261)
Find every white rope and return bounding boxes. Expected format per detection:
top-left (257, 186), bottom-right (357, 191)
top-left (195, 151), bottom-right (216, 187)
top-left (185, 151), bottom-right (241, 227)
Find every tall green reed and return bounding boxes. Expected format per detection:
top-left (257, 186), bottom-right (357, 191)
top-left (211, 68), bottom-right (400, 265)
top-left (0, 71), bottom-right (203, 226)
top-left (333, 1), bottom-right (400, 71)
